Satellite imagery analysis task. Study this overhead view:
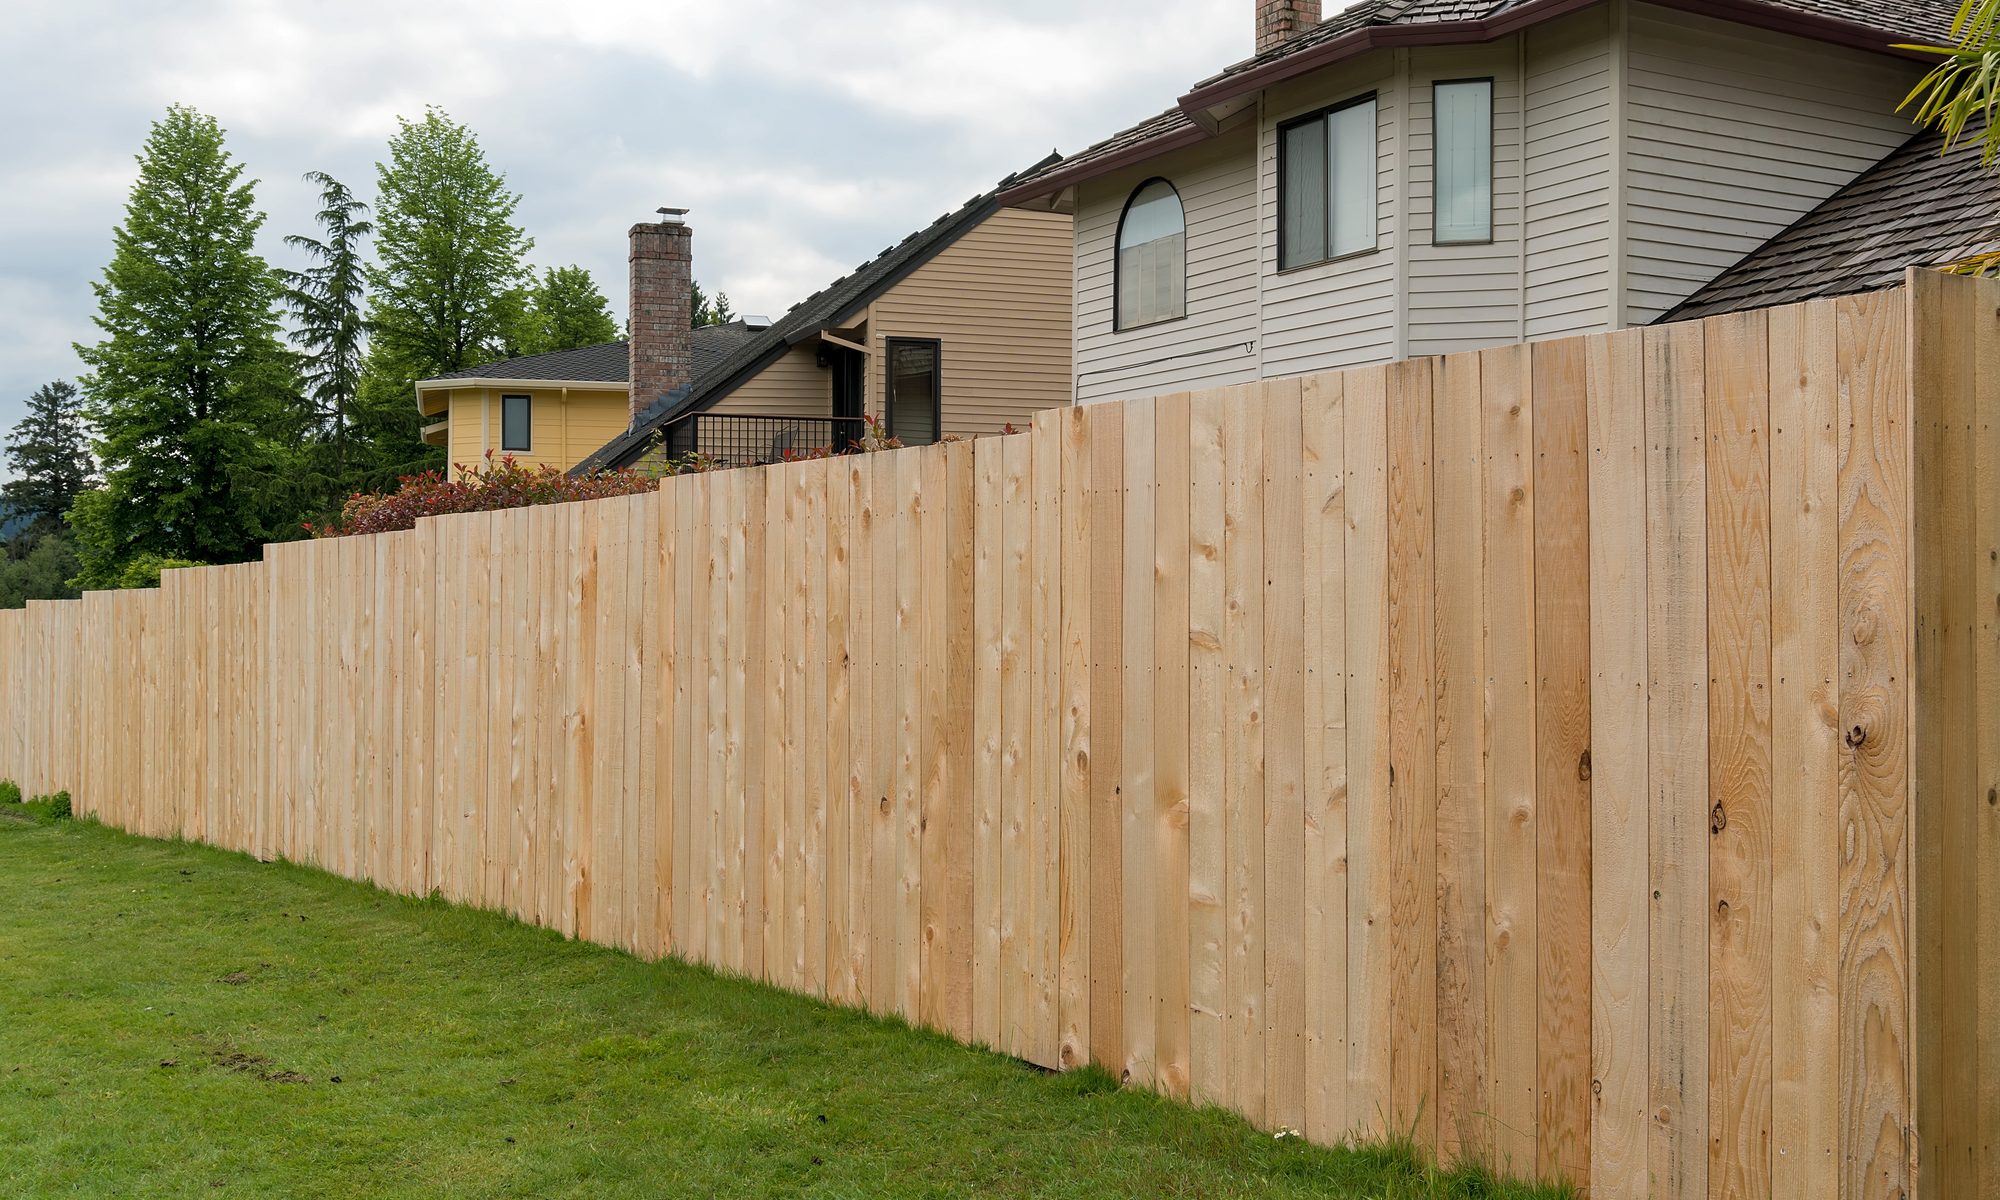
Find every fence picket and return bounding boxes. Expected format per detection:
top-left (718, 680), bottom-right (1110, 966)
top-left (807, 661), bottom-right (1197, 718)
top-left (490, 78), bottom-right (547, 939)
top-left (4, 283), bottom-right (1988, 1200)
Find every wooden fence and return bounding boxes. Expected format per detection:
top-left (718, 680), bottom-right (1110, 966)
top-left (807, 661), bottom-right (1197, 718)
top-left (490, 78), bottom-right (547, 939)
top-left (1, 271), bottom-right (1993, 1199)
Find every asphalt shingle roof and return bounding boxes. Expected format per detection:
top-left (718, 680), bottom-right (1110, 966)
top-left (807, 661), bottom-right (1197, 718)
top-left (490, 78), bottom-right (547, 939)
top-left (423, 321), bottom-right (767, 389)
top-left (1196, 0), bottom-right (1957, 87)
top-left (431, 340), bottom-right (631, 384)
top-left (1664, 128), bottom-right (2000, 320)
top-left (1007, 0), bottom-right (1962, 198)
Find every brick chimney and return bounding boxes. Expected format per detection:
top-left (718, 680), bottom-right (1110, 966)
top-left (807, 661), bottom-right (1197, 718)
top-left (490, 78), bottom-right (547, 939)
top-left (1256, 0), bottom-right (1321, 52)
top-left (628, 212), bottom-right (693, 426)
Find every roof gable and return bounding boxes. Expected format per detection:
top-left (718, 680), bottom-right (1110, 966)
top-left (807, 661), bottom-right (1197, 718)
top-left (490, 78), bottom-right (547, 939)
top-left (575, 153), bottom-right (1062, 472)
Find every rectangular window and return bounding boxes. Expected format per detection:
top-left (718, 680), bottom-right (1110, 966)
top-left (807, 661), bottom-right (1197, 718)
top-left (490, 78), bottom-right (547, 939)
top-left (1433, 79), bottom-right (1493, 244)
top-left (501, 393), bottom-right (531, 452)
top-left (1278, 94), bottom-right (1377, 271)
top-left (884, 339), bottom-right (940, 446)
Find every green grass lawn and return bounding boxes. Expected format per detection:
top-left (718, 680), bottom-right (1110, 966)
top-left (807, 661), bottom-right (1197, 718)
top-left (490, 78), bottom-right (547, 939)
top-left (0, 807), bottom-right (1571, 1199)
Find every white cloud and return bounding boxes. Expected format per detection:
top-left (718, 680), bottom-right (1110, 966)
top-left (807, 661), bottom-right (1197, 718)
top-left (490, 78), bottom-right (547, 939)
top-left (0, 0), bottom-right (1253, 457)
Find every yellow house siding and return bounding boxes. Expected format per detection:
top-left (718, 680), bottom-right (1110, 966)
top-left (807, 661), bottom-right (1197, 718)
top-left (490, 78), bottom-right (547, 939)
top-left (863, 207), bottom-right (1074, 437)
top-left (439, 385), bottom-right (631, 475)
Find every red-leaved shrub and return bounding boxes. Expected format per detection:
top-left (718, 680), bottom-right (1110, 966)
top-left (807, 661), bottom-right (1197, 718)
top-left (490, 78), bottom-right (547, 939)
top-left (308, 453), bottom-right (659, 538)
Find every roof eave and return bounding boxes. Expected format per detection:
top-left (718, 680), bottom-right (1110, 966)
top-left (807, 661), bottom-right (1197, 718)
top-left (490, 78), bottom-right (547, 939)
top-left (413, 376), bottom-right (629, 393)
top-left (1639, 0), bottom-right (1942, 59)
top-left (1005, 0), bottom-right (1937, 204)
top-left (994, 120), bottom-right (1212, 206)
top-left (1183, 0), bottom-right (1931, 112)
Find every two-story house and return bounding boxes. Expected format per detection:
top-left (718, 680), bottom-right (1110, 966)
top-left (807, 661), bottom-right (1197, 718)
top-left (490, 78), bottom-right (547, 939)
top-left (999, 0), bottom-right (1992, 402)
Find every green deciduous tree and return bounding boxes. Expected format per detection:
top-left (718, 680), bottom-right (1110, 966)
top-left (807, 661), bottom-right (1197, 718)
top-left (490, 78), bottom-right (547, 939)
top-left (280, 171), bottom-right (372, 489)
top-left (522, 264), bottom-right (619, 353)
top-left (73, 104), bottom-right (297, 573)
top-left (0, 532), bottom-right (82, 608)
top-left (2, 381), bottom-right (96, 536)
top-left (368, 107), bottom-right (533, 375)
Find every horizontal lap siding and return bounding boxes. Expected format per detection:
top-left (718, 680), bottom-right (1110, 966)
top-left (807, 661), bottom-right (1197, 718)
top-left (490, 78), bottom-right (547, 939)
top-left (1523, 7), bottom-right (1613, 340)
top-left (1073, 127), bottom-right (1261, 403)
top-left (864, 207), bottom-right (1075, 436)
top-left (442, 386), bottom-right (631, 476)
top-left (1621, 3), bottom-right (1921, 325)
top-left (1407, 44), bottom-right (1527, 358)
top-left (1259, 59), bottom-right (1401, 376)
top-left (10, 280), bottom-right (1994, 1200)
top-left (705, 343), bottom-right (832, 420)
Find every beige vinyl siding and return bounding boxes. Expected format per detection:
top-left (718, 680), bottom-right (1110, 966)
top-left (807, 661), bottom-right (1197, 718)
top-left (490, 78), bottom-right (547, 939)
top-left (862, 206), bottom-right (1074, 434)
top-left (1622, 2), bottom-right (1921, 323)
top-left (1523, 6), bottom-right (1615, 339)
top-left (442, 386), bottom-right (631, 476)
top-left (1072, 125), bottom-right (1261, 403)
top-left (707, 343), bottom-right (830, 418)
top-left (1259, 58), bottom-right (1401, 376)
top-left (1407, 42), bottom-right (1526, 358)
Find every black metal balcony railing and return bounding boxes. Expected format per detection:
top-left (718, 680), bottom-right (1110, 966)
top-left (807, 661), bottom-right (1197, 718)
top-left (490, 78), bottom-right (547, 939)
top-left (658, 412), bottom-right (867, 467)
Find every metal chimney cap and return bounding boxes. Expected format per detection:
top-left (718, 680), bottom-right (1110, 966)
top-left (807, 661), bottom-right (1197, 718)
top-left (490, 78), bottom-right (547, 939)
top-left (655, 206), bottom-right (689, 224)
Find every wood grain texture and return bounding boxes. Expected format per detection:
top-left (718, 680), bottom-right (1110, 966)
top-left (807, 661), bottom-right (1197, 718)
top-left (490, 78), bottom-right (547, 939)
top-left (1586, 328), bottom-right (1649, 1199)
top-left (1223, 386), bottom-right (1267, 1121)
top-left (1479, 343), bottom-right (1539, 1176)
top-left (1973, 271), bottom-right (2000, 1200)
top-left (1641, 320), bottom-right (1711, 1200)
top-left (921, 447), bottom-right (953, 1032)
top-left (1058, 409), bottom-right (1094, 1070)
top-left (1262, 381), bottom-right (1308, 1133)
top-left (1532, 337), bottom-right (1592, 1186)
top-left (1188, 387), bottom-right (1229, 1108)
top-left (1087, 402), bottom-right (1126, 1072)
top-left (939, 443), bottom-right (976, 1039)
top-left (1030, 421), bottom-right (1062, 1067)
top-left (1766, 300), bottom-right (1841, 1199)
top-left (868, 453), bottom-right (898, 1015)
top-left (1908, 269), bottom-right (1979, 1199)
top-left (9, 286), bottom-right (1980, 1200)
top-left (973, 437), bottom-right (1004, 1048)
top-left (1343, 366), bottom-right (1394, 1140)
top-left (1432, 350), bottom-right (1489, 1163)
top-left (1300, 371), bottom-right (1348, 1145)
top-left (1834, 286), bottom-right (1910, 1200)
top-left (1153, 394), bottom-right (1193, 1100)
top-left (1704, 309), bottom-right (1775, 1200)
top-left (1121, 395), bottom-right (1158, 1090)
top-left (823, 464), bottom-right (853, 1002)
top-left (1386, 359), bottom-right (1438, 1150)
top-left (896, 453), bottom-right (926, 1021)
top-left (1001, 433), bottom-right (1033, 1057)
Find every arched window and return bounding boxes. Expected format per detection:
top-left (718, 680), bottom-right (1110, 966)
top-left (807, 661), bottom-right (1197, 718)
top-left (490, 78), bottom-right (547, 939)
top-left (1115, 179), bottom-right (1185, 331)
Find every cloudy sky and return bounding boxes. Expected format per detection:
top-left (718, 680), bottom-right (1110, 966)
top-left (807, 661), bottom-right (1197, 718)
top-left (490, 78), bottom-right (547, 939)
top-left (0, 0), bottom-right (1253, 467)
